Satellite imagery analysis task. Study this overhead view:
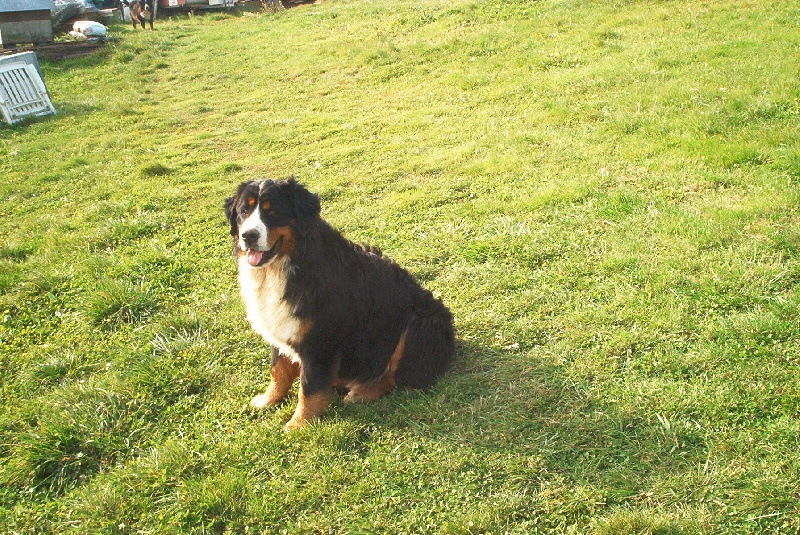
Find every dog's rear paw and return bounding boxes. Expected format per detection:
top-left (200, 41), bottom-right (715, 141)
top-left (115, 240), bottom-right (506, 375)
top-left (343, 383), bottom-right (389, 403)
top-left (343, 391), bottom-right (368, 403)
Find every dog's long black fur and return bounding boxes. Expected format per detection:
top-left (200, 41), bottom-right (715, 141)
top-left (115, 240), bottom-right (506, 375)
top-left (224, 178), bottom-right (455, 428)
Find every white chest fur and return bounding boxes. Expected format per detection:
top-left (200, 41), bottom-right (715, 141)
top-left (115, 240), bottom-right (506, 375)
top-left (238, 256), bottom-right (303, 363)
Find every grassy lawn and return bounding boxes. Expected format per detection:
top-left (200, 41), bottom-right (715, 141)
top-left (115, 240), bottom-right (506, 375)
top-left (1, 0), bottom-right (799, 532)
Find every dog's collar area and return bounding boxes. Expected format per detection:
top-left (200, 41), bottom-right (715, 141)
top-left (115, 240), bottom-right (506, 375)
top-left (245, 236), bottom-right (283, 267)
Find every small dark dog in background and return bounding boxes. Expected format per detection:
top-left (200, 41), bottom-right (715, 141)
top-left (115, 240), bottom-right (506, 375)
top-left (121, 0), bottom-right (154, 30)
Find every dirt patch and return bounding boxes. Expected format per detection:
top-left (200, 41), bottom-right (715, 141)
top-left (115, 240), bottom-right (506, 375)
top-left (0, 41), bottom-right (106, 62)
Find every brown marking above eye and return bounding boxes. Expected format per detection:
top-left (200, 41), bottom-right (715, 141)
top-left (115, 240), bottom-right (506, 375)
top-left (262, 200), bottom-right (271, 211)
top-left (247, 197), bottom-right (256, 207)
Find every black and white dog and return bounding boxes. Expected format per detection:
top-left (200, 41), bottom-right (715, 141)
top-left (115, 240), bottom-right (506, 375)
top-left (224, 178), bottom-right (455, 430)
top-left (121, 0), bottom-right (154, 30)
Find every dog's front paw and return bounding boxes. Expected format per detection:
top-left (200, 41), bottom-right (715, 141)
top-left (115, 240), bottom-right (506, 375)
top-left (284, 416), bottom-right (307, 432)
top-left (250, 383), bottom-right (287, 409)
top-left (250, 393), bottom-right (275, 410)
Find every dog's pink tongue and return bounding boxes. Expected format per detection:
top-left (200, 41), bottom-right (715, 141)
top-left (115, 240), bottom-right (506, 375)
top-left (246, 249), bottom-right (263, 266)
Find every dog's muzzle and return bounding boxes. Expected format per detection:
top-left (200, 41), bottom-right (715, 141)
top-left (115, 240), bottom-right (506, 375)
top-left (244, 236), bottom-right (282, 267)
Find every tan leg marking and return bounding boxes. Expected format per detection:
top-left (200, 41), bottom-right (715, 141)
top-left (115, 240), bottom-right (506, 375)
top-left (250, 355), bottom-right (301, 410)
top-left (344, 330), bottom-right (407, 403)
top-left (285, 386), bottom-right (332, 431)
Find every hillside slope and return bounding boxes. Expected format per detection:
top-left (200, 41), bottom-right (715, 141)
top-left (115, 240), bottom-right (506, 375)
top-left (1, 0), bottom-right (798, 533)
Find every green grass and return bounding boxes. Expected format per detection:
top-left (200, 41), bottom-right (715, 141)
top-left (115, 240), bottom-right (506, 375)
top-left (1, 0), bottom-right (799, 532)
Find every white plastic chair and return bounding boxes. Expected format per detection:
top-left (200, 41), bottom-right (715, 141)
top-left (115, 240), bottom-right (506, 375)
top-left (0, 62), bottom-right (56, 124)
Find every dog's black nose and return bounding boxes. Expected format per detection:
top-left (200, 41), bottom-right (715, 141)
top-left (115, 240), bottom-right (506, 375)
top-left (241, 229), bottom-right (260, 247)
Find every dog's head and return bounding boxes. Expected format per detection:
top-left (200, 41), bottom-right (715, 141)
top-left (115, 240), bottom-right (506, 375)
top-left (128, 0), bottom-right (151, 10)
top-left (224, 177), bottom-right (321, 267)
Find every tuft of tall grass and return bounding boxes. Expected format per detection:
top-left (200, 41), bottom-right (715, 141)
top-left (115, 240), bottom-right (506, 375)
top-left (140, 163), bottom-right (174, 178)
top-left (87, 277), bottom-right (162, 327)
top-left (151, 316), bottom-right (207, 357)
top-left (2, 379), bottom-right (133, 495)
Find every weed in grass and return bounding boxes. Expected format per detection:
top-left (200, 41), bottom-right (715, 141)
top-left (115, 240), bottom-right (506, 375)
top-left (218, 162), bottom-right (243, 174)
top-left (87, 277), bottom-right (162, 327)
top-left (591, 509), bottom-right (696, 535)
top-left (0, 265), bottom-right (24, 295)
top-left (125, 349), bottom-right (218, 410)
top-left (2, 378), bottom-right (133, 496)
top-left (0, 243), bottom-right (34, 263)
top-left (23, 351), bottom-right (100, 391)
top-left (140, 163), bottom-right (174, 178)
top-left (151, 316), bottom-right (207, 357)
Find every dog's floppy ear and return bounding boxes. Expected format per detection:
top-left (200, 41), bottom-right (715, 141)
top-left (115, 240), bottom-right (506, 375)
top-left (286, 177), bottom-right (321, 234)
top-left (224, 195), bottom-right (238, 238)
top-left (224, 181), bottom-right (251, 239)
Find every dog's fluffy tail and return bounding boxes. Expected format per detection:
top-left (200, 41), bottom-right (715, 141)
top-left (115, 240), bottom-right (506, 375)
top-left (395, 296), bottom-right (455, 390)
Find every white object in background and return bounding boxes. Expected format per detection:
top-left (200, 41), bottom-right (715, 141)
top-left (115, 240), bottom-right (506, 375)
top-left (0, 62), bottom-right (56, 124)
top-left (72, 20), bottom-right (107, 38)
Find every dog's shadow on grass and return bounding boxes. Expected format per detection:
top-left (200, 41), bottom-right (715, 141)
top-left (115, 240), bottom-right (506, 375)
top-left (324, 337), bottom-right (703, 486)
top-left (241, 335), bottom-right (704, 493)
top-left (329, 339), bottom-right (570, 445)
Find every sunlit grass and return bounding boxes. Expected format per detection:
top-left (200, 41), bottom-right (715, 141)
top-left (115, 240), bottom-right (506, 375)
top-left (1, 0), bottom-right (799, 533)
